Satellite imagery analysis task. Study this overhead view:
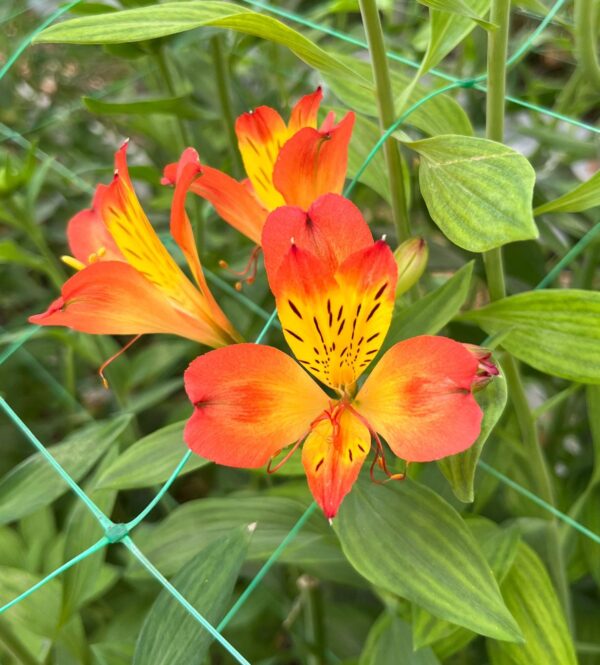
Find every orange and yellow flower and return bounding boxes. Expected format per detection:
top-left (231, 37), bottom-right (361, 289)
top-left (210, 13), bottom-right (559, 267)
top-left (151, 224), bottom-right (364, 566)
top-left (30, 142), bottom-right (241, 348)
top-left (162, 88), bottom-right (354, 245)
top-left (183, 194), bottom-right (494, 519)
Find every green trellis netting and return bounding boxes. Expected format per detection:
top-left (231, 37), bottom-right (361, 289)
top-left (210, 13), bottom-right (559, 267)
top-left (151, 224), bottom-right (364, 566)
top-left (1, 1), bottom-right (600, 662)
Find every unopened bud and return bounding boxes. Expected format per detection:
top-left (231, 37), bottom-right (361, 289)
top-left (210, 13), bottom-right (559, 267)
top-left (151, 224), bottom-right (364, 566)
top-left (393, 237), bottom-right (428, 296)
top-left (463, 344), bottom-right (500, 391)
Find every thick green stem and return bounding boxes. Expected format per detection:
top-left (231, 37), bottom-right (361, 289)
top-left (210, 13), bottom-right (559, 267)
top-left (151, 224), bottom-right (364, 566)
top-left (155, 46), bottom-right (192, 150)
top-left (358, 0), bottom-right (410, 243)
top-left (482, 0), bottom-right (572, 626)
top-left (210, 35), bottom-right (243, 176)
top-left (574, 0), bottom-right (600, 89)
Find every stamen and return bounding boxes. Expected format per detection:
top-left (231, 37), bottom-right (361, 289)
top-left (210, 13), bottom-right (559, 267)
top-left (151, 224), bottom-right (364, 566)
top-left (267, 436), bottom-right (305, 474)
top-left (219, 245), bottom-right (262, 289)
top-left (98, 334), bottom-right (142, 389)
top-left (61, 255), bottom-right (86, 271)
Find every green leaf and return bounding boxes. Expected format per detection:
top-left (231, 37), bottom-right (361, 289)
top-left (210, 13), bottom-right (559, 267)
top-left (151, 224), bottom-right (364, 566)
top-left (534, 169), bottom-right (600, 215)
top-left (126, 496), bottom-right (354, 584)
top-left (402, 135), bottom-right (538, 251)
top-left (418, 0), bottom-right (495, 30)
top-left (412, 519), bottom-right (521, 651)
top-left (381, 261), bottom-right (473, 355)
top-left (83, 94), bottom-right (200, 119)
top-left (0, 415), bottom-right (131, 524)
top-left (325, 57), bottom-right (473, 136)
top-left (0, 566), bottom-right (62, 637)
top-left (62, 449), bottom-right (120, 616)
top-left (487, 543), bottom-right (577, 665)
top-left (0, 240), bottom-right (47, 272)
top-left (132, 527), bottom-right (250, 665)
top-left (335, 479), bottom-right (522, 641)
top-left (360, 613), bottom-right (440, 665)
top-left (459, 289), bottom-right (600, 383)
top-left (0, 527), bottom-right (26, 568)
top-left (419, 0), bottom-right (492, 73)
top-left (438, 368), bottom-right (508, 502)
top-left (36, 2), bottom-right (366, 86)
top-left (97, 420), bottom-right (209, 490)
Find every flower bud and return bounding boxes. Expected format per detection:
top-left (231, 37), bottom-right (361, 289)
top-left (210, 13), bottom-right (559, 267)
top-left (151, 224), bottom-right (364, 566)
top-left (463, 344), bottom-right (500, 391)
top-left (394, 237), bottom-right (428, 296)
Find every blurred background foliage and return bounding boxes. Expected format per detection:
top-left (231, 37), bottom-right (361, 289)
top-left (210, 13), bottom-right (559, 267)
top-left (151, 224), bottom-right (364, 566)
top-left (0, 0), bottom-right (599, 663)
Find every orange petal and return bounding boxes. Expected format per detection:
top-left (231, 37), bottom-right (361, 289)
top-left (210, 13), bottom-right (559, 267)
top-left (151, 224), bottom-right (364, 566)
top-left (302, 407), bottom-right (370, 519)
top-left (274, 240), bottom-right (397, 391)
top-left (168, 148), bottom-right (204, 287)
top-left (163, 160), bottom-right (267, 245)
top-left (262, 193), bottom-right (374, 295)
top-left (184, 344), bottom-right (330, 468)
top-left (236, 106), bottom-right (288, 210)
top-left (66, 185), bottom-right (123, 265)
top-left (98, 142), bottom-right (205, 317)
top-left (29, 261), bottom-right (227, 346)
top-left (273, 112), bottom-right (354, 210)
top-left (355, 336), bottom-right (484, 462)
top-left (287, 87), bottom-right (322, 134)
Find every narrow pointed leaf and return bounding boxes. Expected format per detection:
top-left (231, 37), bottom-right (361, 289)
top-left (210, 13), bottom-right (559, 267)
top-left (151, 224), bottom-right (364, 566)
top-left (487, 543), bottom-right (577, 665)
top-left (418, 0), bottom-right (496, 30)
top-left (82, 95), bottom-right (200, 119)
top-left (36, 2), bottom-right (366, 86)
top-left (96, 420), bottom-right (209, 490)
top-left (335, 480), bottom-right (522, 641)
top-left (460, 289), bottom-right (600, 383)
top-left (402, 135), bottom-right (538, 251)
top-left (0, 415), bottom-right (131, 524)
top-left (534, 169), bottom-right (600, 215)
top-left (132, 527), bottom-right (250, 665)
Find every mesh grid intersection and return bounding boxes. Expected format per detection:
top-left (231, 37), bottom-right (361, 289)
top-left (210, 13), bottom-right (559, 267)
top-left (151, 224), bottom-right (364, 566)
top-left (1, 0), bottom-right (600, 661)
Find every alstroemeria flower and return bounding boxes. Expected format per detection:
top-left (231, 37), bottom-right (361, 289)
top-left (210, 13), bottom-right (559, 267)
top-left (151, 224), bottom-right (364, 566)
top-left (30, 142), bottom-right (241, 349)
top-left (162, 88), bottom-right (354, 245)
top-left (183, 194), bottom-right (494, 519)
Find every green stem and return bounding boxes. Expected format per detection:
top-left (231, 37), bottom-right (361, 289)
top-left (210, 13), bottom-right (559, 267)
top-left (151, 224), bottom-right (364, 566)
top-left (358, 0), bottom-right (410, 243)
top-left (574, 0), bottom-right (600, 89)
top-left (482, 0), bottom-right (573, 626)
top-left (154, 46), bottom-right (193, 150)
top-left (299, 574), bottom-right (326, 665)
top-left (0, 617), bottom-right (40, 665)
top-left (210, 35), bottom-right (243, 176)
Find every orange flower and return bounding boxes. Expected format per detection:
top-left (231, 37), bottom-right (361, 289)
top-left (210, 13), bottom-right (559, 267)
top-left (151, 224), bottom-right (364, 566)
top-left (30, 142), bottom-right (241, 349)
top-left (183, 195), bottom-right (493, 519)
top-left (162, 88), bottom-right (354, 245)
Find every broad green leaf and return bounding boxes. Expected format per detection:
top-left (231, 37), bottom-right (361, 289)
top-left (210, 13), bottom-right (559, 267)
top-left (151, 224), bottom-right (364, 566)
top-left (91, 642), bottom-right (135, 665)
top-left (459, 290), bottom-right (600, 383)
top-left (0, 415), bottom-right (131, 524)
top-left (62, 449), bottom-right (119, 617)
top-left (438, 368), bottom-right (508, 502)
top-left (360, 613), bottom-right (440, 665)
top-left (402, 135), bottom-right (538, 251)
top-left (36, 2), bottom-right (366, 86)
top-left (419, 0), bottom-right (492, 73)
top-left (0, 527), bottom-right (26, 568)
top-left (97, 420), bottom-right (209, 490)
top-left (534, 169), bottom-right (600, 215)
top-left (381, 261), bottom-right (473, 354)
top-left (132, 528), bottom-right (250, 665)
top-left (412, 519), bottom-right (521, 650)
top-left (418, 0), bottom-right (495, 30)
top-left (83, 94), bottom-right (200, 119)
top-left (126, 496), bottom-right (355, 584)
top-left (325, 57), bottom-right (473, 136)
top-left (487, 543), bottom-right (577, 665)
top-left (335, 479), bottom-right (522, 641)
top-left (0, 566), bottom-right (62, 637)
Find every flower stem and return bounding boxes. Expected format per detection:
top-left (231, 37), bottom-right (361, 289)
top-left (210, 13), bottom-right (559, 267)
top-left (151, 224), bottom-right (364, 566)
top-left (574, 0), bottom-right (600, 89)
top-left (298, 574), bottom-right (326, 665)
top-left (358, 0), bottom-right (410, 243)
top-left (482, 0), bottom-right (572, 626)
top-left (210, 35), bottom-right (243, 177)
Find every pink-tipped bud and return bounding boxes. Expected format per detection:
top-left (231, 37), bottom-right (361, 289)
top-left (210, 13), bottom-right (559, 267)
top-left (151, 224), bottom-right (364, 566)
top-left (393, 237), bottom-right (428, 296)
top-left (463, 344), bottom-right (499, 391)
